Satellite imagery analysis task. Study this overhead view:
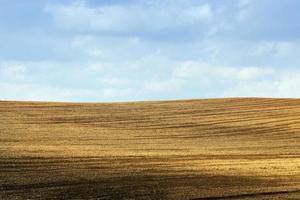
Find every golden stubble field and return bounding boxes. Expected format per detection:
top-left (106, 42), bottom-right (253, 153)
top-left (0, 98), bottom-right (300, 199)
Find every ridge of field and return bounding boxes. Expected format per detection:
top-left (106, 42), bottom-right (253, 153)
top-left (0, 98), bottom-right (299, 199)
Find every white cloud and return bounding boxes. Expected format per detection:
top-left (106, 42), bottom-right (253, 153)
top-left (0, 83), bottom-right (76, 101)
top-left (184, 4), bottom-right (213, 23)
top-left (225, 76), bottom-right (300, 98)
top-left (142, 60), bottom-right (278, 98)
top-left (45, 1), bottom-right (96, 31)
top-left (101, 77), bottom-right (128, 87)
top-left (250, 41), bottom-right (296, 57)
top-left (71, 35), bottom-right (109, 58)
top-left (71, 34), bottom-right (95, 46)
top-left (0, 63), bottom-right (27, 80)
top-left (101, 88), bottom-right (132, 99)
top-left (45, 1), bottom-right (214, 33)
top-left (236, 0), bottom-right (255, 23)
top-left (238, 0), bottom-right (252, 8)
top-left (220, 68), bottom-right (300, 98)
top-left (144, 78), bottom-right (184, 93)
top-left (0, 81), bottom-right (134, 102)
top-left (276, 74), bottom-right (300, 97)
top-left (85, 48), bottom-right (104, 57)
top-left (173, 60), bottom-right (270, 81)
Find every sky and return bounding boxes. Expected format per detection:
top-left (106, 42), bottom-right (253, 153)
top-left (1, 0), bottom-right (300, 102)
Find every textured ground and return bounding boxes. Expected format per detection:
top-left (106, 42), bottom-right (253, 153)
top-left (0, 98), bottom-right (299, 199)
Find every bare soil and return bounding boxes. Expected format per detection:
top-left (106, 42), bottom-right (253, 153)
top-left (0, 98), bottom-right (299, 199)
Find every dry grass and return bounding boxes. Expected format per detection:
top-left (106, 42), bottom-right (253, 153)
top-left (0, 98), bottom-right (299, 199)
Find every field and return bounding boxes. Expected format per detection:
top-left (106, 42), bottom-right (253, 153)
top-left (0, 98), bottom-right (299, 199)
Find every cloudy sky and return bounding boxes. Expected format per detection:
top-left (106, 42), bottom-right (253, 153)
top-left (1, 0), bottom-right (300, 102)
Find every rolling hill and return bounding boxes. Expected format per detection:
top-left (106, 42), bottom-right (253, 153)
top-left (0, 98), bottom-right (299, 199)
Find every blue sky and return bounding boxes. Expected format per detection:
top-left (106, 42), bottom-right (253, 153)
top-left (1, 0), bottom-right (300, 102)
